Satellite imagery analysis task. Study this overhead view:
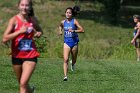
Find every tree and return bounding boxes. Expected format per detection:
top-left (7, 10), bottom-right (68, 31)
top-left (96, 0), bottom-right (121, 24)
top-left (104, 0), bottom-right (121, 24)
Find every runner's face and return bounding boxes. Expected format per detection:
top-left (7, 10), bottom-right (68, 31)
top-left (65, 9), bottom-right (72, 19)
top-left (18, 0), bottom-right (30, 15)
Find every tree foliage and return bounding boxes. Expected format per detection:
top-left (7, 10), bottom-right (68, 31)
top-left (104, 0), bottom-right (121, 24)
top-left (96, 0), bottom-right (121, 24)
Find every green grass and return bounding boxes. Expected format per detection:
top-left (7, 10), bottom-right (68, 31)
top-left (1, 58), bottom-right (140, 93)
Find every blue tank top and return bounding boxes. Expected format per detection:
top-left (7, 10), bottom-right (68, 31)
top-left (133, 29), bottom-right (137, 36)
top-left (134, 24), bottom-right (138, 35)
top-left (63, 19), bottom-right (79, 43)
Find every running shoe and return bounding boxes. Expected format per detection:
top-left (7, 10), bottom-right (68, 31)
top-left (137, 58), bottom-right (140, 61)
top-left (30, 86), bottom-right (35, 93)
top-left (63, 76), bottom-right (68, 81)
top-left (69, 60), bottom-right (72, 64)
top-left (71, 64), bottom-right (75, 71)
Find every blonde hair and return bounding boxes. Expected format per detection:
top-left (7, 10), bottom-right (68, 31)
top-left (133, 14), bottom-right (140, 20)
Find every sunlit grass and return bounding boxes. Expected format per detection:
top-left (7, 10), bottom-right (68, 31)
top-left (1, 58), bottom-right (140, 93)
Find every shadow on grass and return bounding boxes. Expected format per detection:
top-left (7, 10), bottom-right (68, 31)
top-left (76, 5), bottom-right (140, 28)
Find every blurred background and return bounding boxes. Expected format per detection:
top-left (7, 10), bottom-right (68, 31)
top-left (0, 0), bottom-right (140, 60)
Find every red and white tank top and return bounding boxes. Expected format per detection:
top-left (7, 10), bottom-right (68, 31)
top-left (11, 15), bottom-right (40, 58)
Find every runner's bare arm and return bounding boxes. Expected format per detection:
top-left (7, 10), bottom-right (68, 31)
top-left (131, 29), bottom-right (140, 44)
top-left (74, 19), bottom-right (84, 33)
top-left (58, 20), bottom-right (64, 35)
top-left (2, 17), bottom-right (27, 43)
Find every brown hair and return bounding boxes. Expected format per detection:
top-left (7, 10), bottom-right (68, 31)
top-left (65, 6), bottom-right (80, 17)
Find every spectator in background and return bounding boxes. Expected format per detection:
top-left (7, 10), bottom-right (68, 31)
top-left (131, 15), bottom-right (140, 61)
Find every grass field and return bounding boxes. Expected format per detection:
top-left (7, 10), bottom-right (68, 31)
top-left (1, 57), bottom-right (140, 93)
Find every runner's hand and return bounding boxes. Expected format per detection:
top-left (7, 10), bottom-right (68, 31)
top-left (20, 25), bottom-right (27, 34)
top-left (34, 32), bottom-right (42, 37)
top-left (68, 28), bottom-right (74, 32)
top-left (131, 39), bottom-right (135, 45)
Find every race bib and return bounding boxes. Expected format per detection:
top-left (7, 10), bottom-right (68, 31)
top-left (65, 31), bottom-right (73, 37)
top-left (18, 39), bottom-right (33, 51)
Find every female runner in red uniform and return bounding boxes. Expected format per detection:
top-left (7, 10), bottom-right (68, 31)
top-left (2, 0), bottom-right (42, 93)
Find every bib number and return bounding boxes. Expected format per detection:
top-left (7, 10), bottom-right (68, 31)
top-left (18, 39), bottom-right (33, 51)
top-left (65, 31), bottom-right (73, 37)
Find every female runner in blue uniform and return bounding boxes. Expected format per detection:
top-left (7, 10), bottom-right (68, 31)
top-left (59, 7), bottom-right (84, 81)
